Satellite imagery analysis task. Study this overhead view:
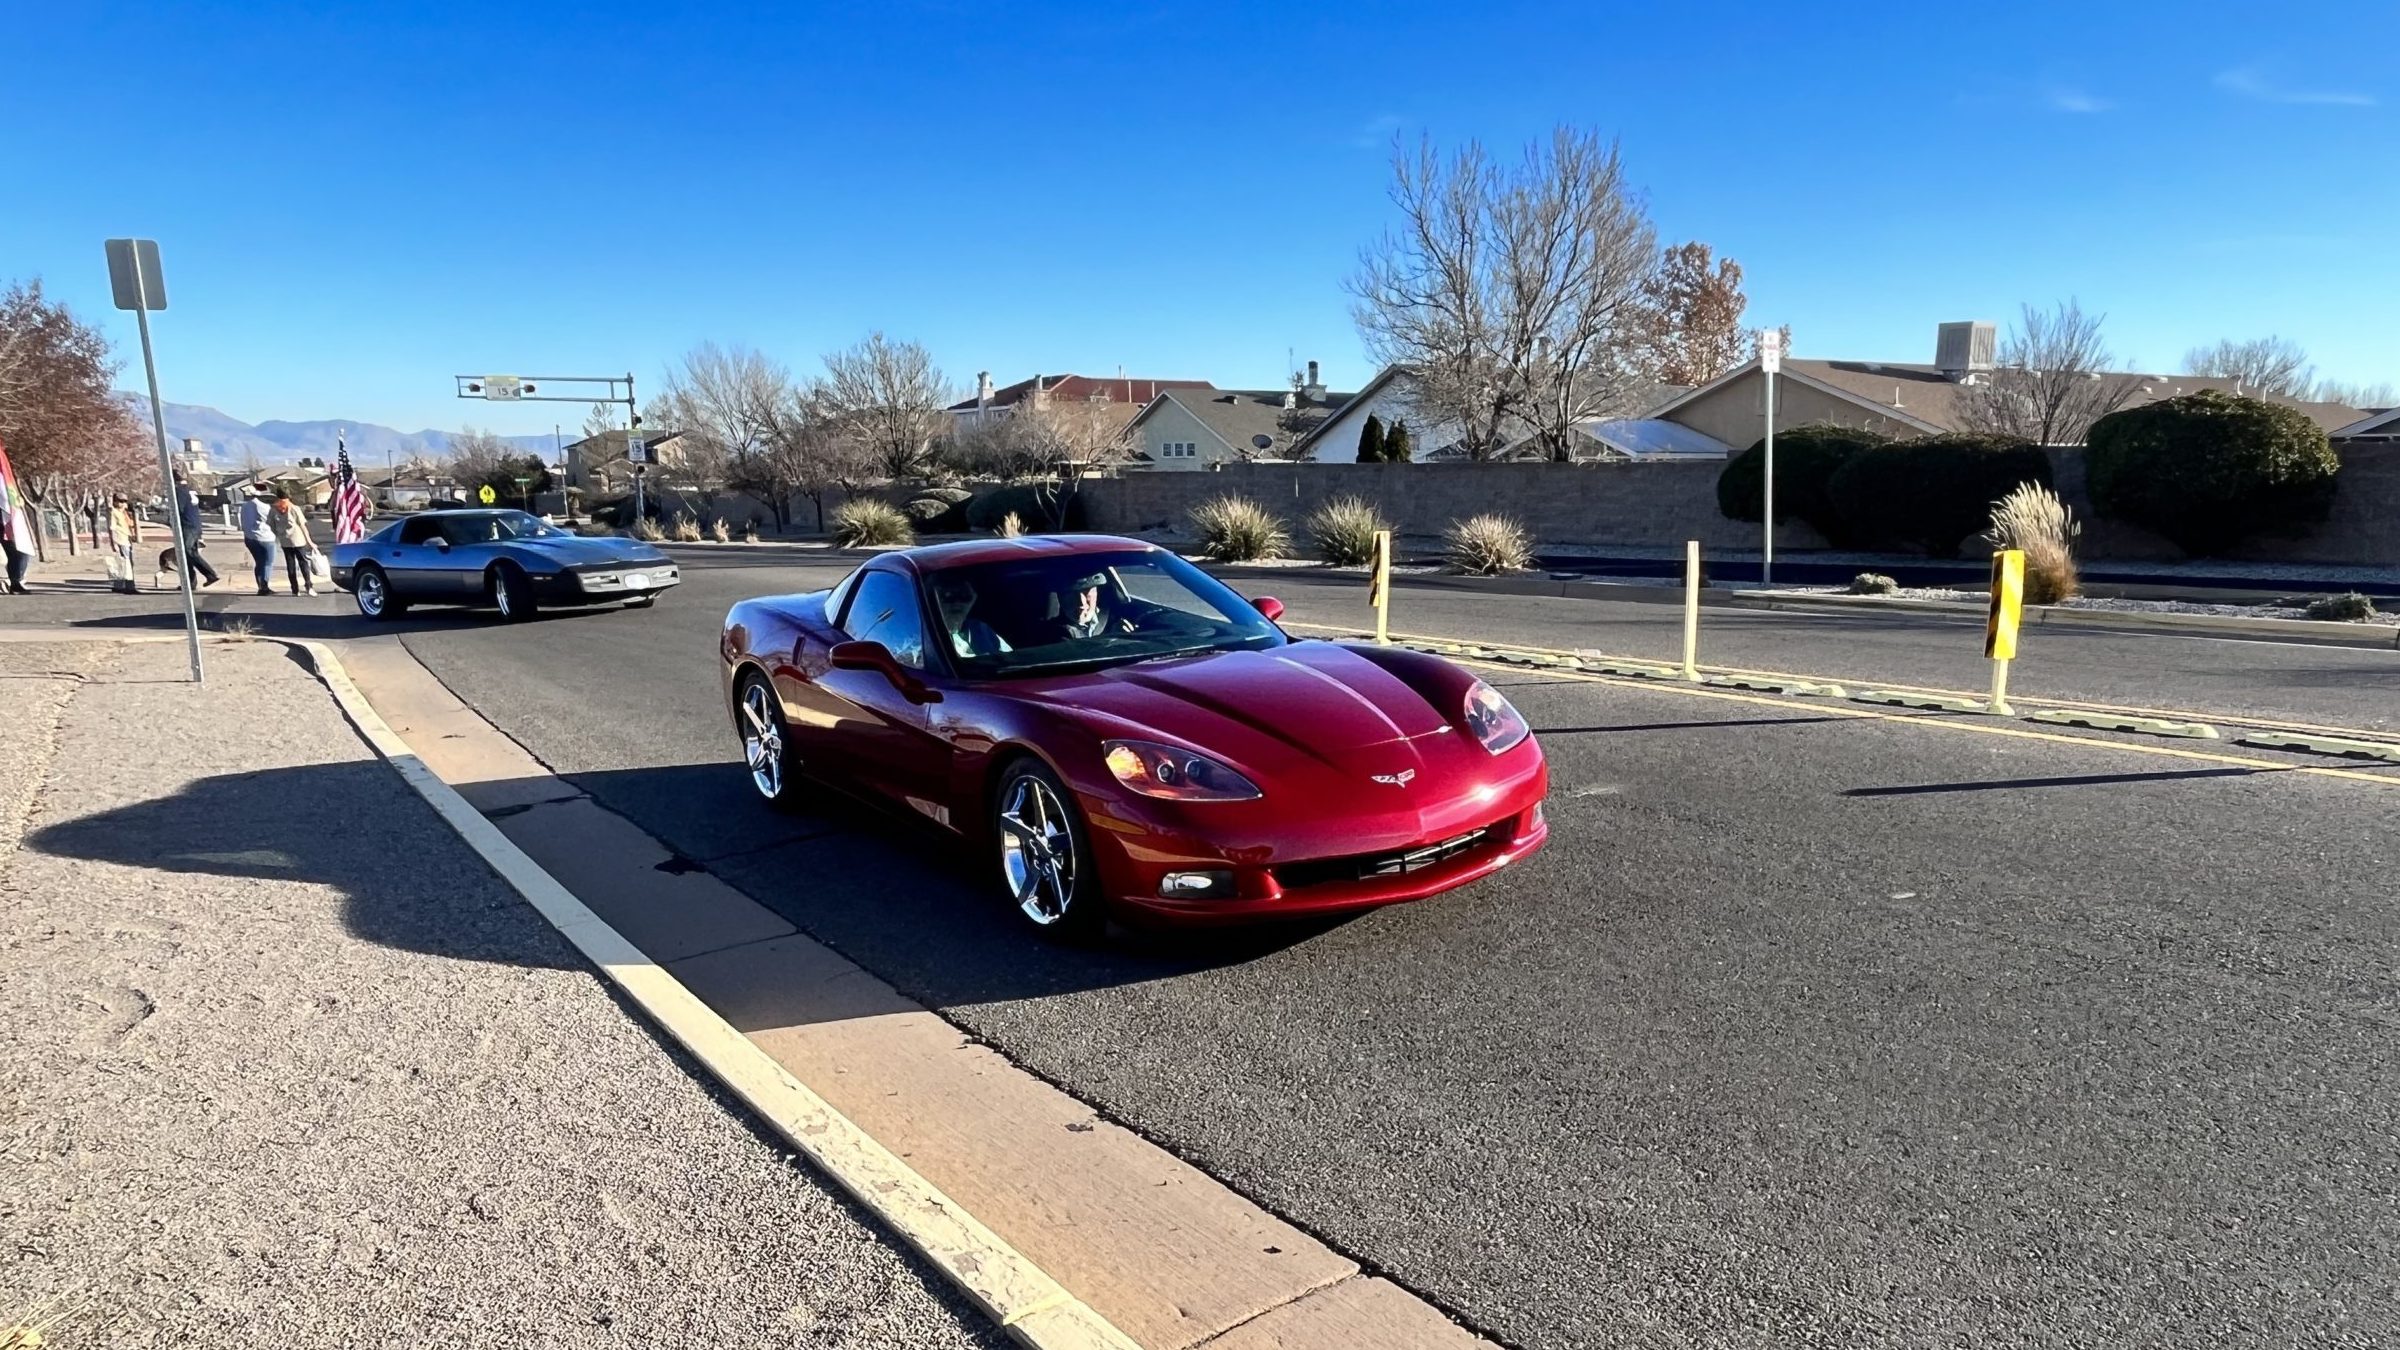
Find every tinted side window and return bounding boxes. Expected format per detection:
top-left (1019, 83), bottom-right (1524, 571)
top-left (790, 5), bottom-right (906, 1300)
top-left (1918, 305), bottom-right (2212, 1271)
top-left (822, 569), bottom-right (862, 626)
top-left (399, 517), bottom-right (442, 545)
top-left (841, 571), bottom-right (929, 670)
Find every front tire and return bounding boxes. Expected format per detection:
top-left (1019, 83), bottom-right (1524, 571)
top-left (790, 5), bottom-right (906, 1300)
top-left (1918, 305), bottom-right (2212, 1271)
top-left (489, 565), bottom-right (536, 622)
top-left (992, 758), bottom-right (1104, 941)
top-left (353, 564), bottom-right (407, 620)
top-left (736, 672), bottom-right (806, 812)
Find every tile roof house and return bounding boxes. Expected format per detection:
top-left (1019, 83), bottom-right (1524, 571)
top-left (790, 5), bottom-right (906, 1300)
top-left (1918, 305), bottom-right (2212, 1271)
top-left (2332, 406), bottom-right (2400, 445)
top-left (950, 372), bottom-right (1216, 434)
top-left (1126, 363), bottom-right (1355, 470)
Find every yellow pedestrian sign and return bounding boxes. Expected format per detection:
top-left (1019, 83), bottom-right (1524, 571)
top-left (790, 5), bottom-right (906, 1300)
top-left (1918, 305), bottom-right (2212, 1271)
top-left (477, 484), bottom-right (497, 505)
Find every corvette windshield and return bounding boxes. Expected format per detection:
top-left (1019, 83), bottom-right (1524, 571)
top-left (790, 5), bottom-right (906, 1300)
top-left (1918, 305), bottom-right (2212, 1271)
top-left (928, 550), bottom-right (1287, 677)
top-left (481, 510), bottom-right (566, 540)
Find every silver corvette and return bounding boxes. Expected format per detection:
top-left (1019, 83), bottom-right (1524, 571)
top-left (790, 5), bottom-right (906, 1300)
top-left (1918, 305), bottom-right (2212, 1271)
top-left (330, 509), bottom-right (679, 621)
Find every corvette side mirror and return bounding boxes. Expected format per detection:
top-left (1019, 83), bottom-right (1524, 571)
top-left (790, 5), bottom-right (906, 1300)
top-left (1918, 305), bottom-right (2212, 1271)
top-left (1252, 596), bottom-right (1285, 622)
top-left (430, 538), bottom-right (451, 553)
top-left (829, 640), bottom-right (942, 704)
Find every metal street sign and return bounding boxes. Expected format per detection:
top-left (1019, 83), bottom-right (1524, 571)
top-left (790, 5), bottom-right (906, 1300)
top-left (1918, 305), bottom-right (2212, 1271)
top-left (627, 437), bottom-right (648, 464)
top-left (1756, 327), bottom-right (1783, 374)
top-left (480, 375), bottom-right (525, 401)
top-left (477, 484), bottom-right (497, 505)
top-left (105, 239), bottom-right (167, 311)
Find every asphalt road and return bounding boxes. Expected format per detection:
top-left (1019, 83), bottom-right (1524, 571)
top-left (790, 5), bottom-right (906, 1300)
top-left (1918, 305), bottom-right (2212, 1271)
top-left (14, 554), bottom-right (2400, 1347)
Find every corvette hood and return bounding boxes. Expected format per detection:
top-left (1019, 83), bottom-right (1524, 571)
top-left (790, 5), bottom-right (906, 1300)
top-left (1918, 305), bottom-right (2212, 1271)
top-left (1029, 643), bottom-right (1449, 762)
top-left (516, 536), bottom-right (671, 567)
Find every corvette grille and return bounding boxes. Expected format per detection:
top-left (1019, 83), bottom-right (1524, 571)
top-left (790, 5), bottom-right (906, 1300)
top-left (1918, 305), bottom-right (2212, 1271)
top-left (1274, 826), bottom-right (1492, 891)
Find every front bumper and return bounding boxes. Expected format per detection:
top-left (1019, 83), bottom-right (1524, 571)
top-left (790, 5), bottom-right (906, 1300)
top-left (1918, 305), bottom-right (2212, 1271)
top-left (1079, 743), bottom-right (1550, 926)
top-left (531, 561), bottom-right (682, 603)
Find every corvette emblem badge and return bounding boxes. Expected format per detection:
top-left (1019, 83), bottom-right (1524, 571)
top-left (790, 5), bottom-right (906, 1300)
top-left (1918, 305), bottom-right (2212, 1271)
top-left (1370, 769), bottom-right (1417, 787)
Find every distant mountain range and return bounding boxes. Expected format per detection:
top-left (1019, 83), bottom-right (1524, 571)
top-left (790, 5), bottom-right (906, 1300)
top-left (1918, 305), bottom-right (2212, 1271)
top-left (120, 394), bottom-right (557, 466)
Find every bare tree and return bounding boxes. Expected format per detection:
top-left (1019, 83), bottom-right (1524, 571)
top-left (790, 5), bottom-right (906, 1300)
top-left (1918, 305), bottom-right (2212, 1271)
top-left (1349, 127), bottom-right (1659, 461)
top-left (818, 333), bottom-right (952, 481)
top-left (1954, 300), bottom-right (2135, 445)
top-left (2313, 377), bottom-right (2397, 409)
top-left (2182, 337), bottom-right (2315, 398)
top-left (1639, 242), bottom-right (1751, 386)
top-left (0, 280), bottom-right (149, 559)
top-left (758, 380), bottom-right (881, 533)
top-left (443, 427), bottom-right (516, 493)
top-left (654, 342), bottom-right (795, 521)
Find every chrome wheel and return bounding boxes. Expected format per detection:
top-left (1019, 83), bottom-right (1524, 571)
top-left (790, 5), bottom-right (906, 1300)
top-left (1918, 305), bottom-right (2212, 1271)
top-left (739, 680), bottom-right (785, 801)
top-left (493, 573), bottom-right (515, 617)
top-left (998, 773), bottom-right (1079, 927)
top-left (356, 569), bottom-right (386, 617)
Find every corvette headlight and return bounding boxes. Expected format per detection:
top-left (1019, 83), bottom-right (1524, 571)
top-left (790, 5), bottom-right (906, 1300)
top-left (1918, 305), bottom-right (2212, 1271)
top-left (1463, 681), bottom-right (1530, 755)
top-left (1102, 740), bottom-right (1261, 802)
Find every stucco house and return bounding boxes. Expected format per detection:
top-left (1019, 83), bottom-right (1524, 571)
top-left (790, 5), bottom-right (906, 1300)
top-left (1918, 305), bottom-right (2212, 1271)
top-left (1125, 363), bottom-right (1355, 470)
top-left (1294, 322), bottom-right (2372, 465)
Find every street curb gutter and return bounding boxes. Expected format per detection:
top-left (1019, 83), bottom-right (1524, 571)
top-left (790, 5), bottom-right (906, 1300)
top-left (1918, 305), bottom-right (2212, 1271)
top-left (287, 639), bottom-right (1140, 1350)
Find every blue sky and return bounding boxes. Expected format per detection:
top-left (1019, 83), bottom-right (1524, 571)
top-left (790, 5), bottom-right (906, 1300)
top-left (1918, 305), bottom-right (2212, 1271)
top-left (7, 0), bottom-right (2392, 435)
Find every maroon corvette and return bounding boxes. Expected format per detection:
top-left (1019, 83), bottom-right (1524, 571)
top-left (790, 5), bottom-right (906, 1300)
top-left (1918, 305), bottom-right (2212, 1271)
top-left (718, 535), bottom-right (1547, 937)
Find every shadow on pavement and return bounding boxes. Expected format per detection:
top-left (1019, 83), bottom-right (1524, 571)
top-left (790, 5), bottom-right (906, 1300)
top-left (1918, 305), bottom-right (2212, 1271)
top-left (66, 603), bottom-right (647, 641)
top-left (25, 761), bottom-right (584, 972)
top-left (509, 760), bottom-right (1355, 1013)
top-left (1847, 766), bottom-right (2272, 796)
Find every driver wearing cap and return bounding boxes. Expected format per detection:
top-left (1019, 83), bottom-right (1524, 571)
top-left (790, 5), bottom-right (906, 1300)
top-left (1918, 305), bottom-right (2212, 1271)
top-left (1058, 569), bottom-right (1136, 642)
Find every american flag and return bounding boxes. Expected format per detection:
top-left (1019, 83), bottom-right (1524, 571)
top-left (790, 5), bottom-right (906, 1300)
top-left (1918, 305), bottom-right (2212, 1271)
top-left (331, 431), bottom-right (369, 544)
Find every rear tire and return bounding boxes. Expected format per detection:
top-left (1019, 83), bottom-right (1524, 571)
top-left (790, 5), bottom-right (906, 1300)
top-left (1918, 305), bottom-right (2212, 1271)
top-left (353, 564), bottom-right (407, 620)
top-left (991, 758), bottom-right (1104, 942)
top-left (489, 565), bottom-right (536, 622)
top-left (735, 672), bottom-right (806, 812)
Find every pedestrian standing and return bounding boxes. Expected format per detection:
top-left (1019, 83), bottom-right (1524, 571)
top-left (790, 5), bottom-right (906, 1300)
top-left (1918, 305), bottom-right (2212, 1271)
top-left (238, 484), bottom-right (279, 595)
top-left (107, 493), bottom-right (141, 594)
top-left (269, 488), bottom-right (318, 595)
top-left (172, 472), bottom-right (221, 588)
top-left (0, 439), bottom-right (31, 596)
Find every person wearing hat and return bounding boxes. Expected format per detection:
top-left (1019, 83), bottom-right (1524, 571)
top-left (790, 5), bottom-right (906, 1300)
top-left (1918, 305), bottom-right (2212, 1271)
top-left (170, 471), bottom-right (220, 589)
top-left (106, 492), bottom-right (142, 594)
top-left (1054, 568), bottom-right (1136, 643)
top-left (268, 487), bottom-right (318, 595)
top-left (237, 482), bottom-right (280, 595)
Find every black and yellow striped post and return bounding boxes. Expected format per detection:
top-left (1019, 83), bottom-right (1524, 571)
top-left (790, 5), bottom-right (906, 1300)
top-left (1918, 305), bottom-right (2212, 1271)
top-left (1985, 548), bottom-right (2026, 714)
top-left (1368, 529), bottom-right (1392, 644)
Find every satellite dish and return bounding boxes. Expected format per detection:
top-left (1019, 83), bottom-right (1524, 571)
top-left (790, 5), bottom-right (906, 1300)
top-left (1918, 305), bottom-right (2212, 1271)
top-left (1251, 434), bottom-right (1273, 449)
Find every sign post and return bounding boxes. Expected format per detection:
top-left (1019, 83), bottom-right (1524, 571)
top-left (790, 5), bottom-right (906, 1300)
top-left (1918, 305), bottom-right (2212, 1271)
top-left (1756, 327), bottom-right (1783, 588)
top-left (105, 239), bottom-right (203, 684)
top-left (1368, 529), bottom-right (1392, 644)
top-left (1984, 548), bottom-right (2026, 715)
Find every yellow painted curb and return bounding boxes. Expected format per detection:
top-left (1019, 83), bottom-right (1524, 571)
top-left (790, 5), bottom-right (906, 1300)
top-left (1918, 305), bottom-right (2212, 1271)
top-left (286, 639), bottom-right (1139, 1350)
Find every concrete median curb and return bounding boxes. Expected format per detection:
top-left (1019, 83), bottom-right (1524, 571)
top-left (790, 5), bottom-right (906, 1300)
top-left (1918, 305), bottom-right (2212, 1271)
top-left (1734, 591), bottom-right (2400, 649)
top-left (283, 638), bottom-right (1143, 1350)
top-left (2023, 709), bottom-right (2221, 740)
top-left (2234, 730), bottom-right (2400, 763)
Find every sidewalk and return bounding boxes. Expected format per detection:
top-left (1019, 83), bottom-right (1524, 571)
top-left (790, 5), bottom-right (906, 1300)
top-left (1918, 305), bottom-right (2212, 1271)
top-left (0, 638), bottom-right (1007, 1348)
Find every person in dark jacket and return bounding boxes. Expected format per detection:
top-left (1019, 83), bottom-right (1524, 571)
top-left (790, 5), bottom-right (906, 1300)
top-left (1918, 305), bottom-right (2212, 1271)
top-left (171, 473), bottom-right (221, 587)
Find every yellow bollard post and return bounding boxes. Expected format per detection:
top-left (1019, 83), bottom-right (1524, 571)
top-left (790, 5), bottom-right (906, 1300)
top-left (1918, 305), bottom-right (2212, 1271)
top-left (1369, 528), bottom-right (1392, 644)
top-left (1984, 548), bottom-right (2025, 714)
top-left (1682, 539), bottom-right (1701, 680)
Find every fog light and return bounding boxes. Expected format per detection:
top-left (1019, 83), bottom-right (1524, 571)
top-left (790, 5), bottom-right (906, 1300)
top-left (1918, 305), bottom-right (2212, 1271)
top-left (1160, 870), bottom-right (1235, 899)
